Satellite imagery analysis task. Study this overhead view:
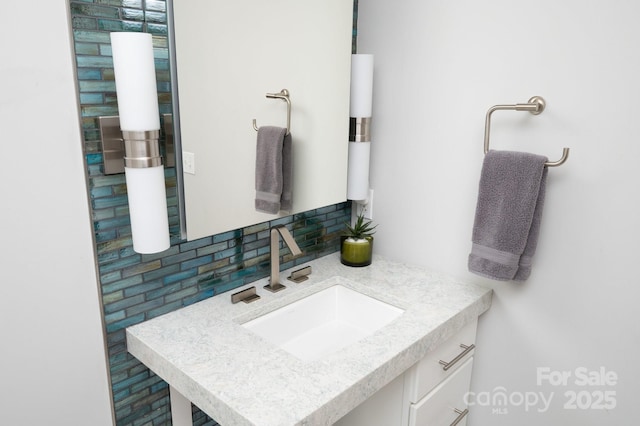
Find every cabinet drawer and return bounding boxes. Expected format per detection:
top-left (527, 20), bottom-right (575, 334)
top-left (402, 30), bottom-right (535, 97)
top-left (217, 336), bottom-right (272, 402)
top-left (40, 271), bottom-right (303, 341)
top-left (406, 318), bottom-right (477, 402)
top-left (408, 357), bottom-right (473, 426)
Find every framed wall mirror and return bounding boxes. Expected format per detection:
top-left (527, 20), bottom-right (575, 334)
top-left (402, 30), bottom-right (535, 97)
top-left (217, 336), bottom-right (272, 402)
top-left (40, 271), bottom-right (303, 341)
top-left (169, 0), bottom-right (353, 240)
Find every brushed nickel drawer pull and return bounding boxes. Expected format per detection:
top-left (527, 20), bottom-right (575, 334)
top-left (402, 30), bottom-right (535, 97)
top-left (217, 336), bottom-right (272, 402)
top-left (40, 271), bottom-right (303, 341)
top-left (439, 343), bottom-right (475, 371)
top-left (450, 408), bottom-right (469, 426)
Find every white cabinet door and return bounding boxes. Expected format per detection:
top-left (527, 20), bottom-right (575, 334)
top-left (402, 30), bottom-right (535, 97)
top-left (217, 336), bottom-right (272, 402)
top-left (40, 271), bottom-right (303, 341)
top-left (334, 373), bottom-right (406, 426)
top-left (408, 357), bottom-right (473, 426)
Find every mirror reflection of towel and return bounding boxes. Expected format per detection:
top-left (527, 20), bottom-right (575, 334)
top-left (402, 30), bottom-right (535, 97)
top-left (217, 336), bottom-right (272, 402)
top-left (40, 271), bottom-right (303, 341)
top-left (255, 126), bottom-right (292, 214)
top-left (468, 150), bottom-right (548, 281)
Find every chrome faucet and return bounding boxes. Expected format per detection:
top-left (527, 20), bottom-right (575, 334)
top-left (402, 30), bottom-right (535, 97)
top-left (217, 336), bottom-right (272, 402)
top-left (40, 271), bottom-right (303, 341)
top-left (264, 225), bottom-right (302, 293)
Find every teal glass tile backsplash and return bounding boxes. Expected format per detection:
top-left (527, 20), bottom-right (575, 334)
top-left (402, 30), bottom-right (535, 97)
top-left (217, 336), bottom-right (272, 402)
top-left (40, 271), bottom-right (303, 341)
top-left (69, 1), bottom-right (357, 425)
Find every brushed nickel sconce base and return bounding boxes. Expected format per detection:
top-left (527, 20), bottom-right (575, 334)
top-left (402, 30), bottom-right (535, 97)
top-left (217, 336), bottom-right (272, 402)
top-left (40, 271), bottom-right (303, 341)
top-left (98, 115), bottom-right (175, 174)
top-left (122, 130), bottom-right (162, 169)
top-left (98, 116), bottom-right (126, 175)
top-left (349, 117), bottom-right (371, 142)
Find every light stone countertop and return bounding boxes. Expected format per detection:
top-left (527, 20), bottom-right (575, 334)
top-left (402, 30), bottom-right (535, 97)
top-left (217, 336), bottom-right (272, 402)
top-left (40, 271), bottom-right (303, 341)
top-left (126, 253), bottom-right (492, 426)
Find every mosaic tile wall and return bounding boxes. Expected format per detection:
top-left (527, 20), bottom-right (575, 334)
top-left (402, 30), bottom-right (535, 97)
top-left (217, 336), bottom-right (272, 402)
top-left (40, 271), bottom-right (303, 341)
top-left (69, 0), bottom-right (357, 425)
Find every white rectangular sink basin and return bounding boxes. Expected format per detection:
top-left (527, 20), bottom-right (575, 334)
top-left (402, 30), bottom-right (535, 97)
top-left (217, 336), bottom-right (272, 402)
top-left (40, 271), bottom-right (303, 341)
top-left (242, 285), bottom-right (404, 361)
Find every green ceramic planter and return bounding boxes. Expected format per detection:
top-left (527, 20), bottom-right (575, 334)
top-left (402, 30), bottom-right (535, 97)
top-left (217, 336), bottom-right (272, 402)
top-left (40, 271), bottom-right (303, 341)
top-left (340, 236), bottom-right (373, 267)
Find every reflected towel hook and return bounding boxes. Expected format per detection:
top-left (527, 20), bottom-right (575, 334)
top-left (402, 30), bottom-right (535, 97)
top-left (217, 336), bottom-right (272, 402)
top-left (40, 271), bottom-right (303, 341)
top-left (252, 89), bottom-right (291, 135)
top-left (484, 96), bottom-right (570, 167)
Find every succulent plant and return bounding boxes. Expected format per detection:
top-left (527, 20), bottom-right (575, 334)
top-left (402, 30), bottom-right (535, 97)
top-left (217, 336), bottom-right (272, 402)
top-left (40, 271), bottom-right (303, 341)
top-left (344, 209), bottom-right (377, 240)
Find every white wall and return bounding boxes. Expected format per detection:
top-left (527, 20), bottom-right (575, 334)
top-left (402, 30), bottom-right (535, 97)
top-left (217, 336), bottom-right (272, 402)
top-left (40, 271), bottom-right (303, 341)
top-left (0, 1), bottom-right (113, 425)
top-left (359, 1), bottom-right (639, 424)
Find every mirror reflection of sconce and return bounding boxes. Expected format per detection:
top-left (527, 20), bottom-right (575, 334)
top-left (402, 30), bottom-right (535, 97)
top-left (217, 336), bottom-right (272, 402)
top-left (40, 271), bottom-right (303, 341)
top-left (98, 32), bottom-right (170, 254)
top-left (347, 54), bottom-right (374, 203)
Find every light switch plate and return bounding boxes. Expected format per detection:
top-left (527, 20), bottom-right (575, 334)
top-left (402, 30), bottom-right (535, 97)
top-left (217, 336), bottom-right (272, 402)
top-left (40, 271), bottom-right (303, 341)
top-left (364, 189), bottom-right (373, 219)
top-left (355, 189), bottom-right (374, 220)
top-left (183, 151), bottom-right (195, 174)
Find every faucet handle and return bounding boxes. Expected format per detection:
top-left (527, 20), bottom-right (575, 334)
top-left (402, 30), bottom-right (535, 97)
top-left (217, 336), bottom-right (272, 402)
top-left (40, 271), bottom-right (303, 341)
top-left (274, 225), bottom-right (303, 257)
top-left (288, 266), bottom-right (312, 283)
top-left (231, 286), bottom-right (261, 304)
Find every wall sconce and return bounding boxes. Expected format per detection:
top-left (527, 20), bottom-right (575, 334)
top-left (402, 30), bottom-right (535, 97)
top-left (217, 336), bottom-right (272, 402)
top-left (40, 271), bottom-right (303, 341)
top-left (101, 31), bottom-right (170, 254)
top-left (347, 54), bottom-right (374, 201)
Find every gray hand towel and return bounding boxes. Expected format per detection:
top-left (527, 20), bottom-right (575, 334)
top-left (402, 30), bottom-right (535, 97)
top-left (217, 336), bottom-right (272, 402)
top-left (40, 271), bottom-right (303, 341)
top-left (468, 150), bottom-right (548, 281)
top-left (255, 126), bottom-right (293, 214)
top-left (280, 132), bottom-right (293, 212)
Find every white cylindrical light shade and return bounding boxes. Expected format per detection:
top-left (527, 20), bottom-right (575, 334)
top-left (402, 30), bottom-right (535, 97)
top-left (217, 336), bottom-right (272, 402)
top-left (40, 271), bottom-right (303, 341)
top-left (348, 54), bottom-right (374, 201)
top-left (125, 166), bottom-right (170, 253)
top-left (110, 32), bottom-right (160, 131)
top-left (112, 32), bottom-right (169, 253)
top-left (347, 141), bottom-right (371, 200)
top-left (350, 54), bottom-right (374, 118)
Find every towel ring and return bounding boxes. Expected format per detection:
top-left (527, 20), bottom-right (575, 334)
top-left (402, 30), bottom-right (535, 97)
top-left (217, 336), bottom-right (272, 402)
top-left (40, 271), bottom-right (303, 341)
top-left (252, 89), bottom-right (291, 135)
top-left (484, 96), bottom-right (570, 167)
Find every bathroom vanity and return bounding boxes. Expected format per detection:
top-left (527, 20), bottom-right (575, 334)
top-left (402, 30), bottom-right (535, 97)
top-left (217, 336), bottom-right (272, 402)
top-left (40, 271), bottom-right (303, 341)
top-left (126, 254), bottom-right (492, 425)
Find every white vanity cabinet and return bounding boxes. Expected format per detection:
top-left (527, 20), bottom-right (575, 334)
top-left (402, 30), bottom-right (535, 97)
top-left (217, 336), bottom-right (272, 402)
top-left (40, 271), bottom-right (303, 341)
top-left (335, 318), bottom-right (478, 426)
